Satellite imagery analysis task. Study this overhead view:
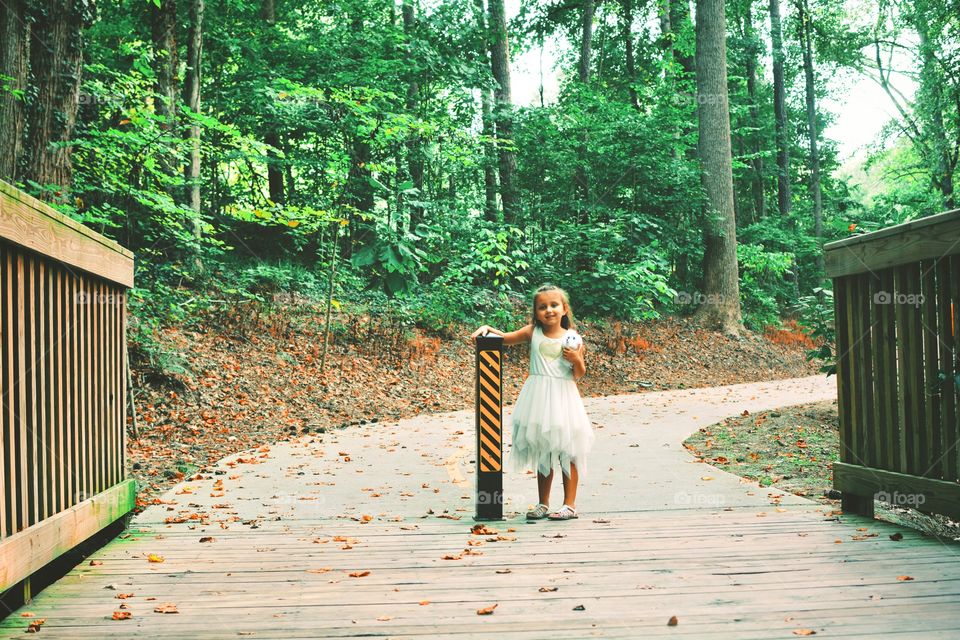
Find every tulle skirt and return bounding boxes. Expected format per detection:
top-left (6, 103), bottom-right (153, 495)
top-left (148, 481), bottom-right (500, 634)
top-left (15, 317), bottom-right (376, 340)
top-left (509, 374), bottom-right (594, 478)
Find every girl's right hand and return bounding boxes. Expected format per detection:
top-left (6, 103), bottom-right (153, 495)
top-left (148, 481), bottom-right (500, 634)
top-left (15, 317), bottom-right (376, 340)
top-left (469, 325), bottom-right (490, 343)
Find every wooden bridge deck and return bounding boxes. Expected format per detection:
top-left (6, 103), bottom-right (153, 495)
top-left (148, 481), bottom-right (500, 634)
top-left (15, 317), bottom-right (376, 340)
top-left (2, 377), bottom-right (959, 638)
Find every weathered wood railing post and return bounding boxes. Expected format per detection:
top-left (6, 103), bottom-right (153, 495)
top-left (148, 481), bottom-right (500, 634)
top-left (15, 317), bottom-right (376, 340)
top-left (0, 180), bottom-right (135, 600)
top-left (824, 208), bottom-right (960, 520)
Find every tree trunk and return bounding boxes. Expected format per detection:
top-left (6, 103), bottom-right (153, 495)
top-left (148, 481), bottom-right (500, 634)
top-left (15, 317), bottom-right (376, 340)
top-left (183, 0), bottom-right (203, 217)
top-left (488, 0), bottom-right (517, 223)
top-left (151, 0), bottom-right (178, 132)
top-left (579, 0), bottom-right (594, 84)
top-left (797, 0), bottom-right (823, 275)
top-left (575, 0), bottom-right (594, 215)
top-left (769, 0), bottom-right (791, 217)
top-left (183, 0), bottom-right (203, 270)
top-left (694, 0), bottom-right (742, 335)
top-left (0, 0), bottom-right (29, 183)
top-left (670, 0), bottom-right (695, 77)
top-left (24, 0), bottom-right (92, 198)
top-left (743, 4), bottom-right (765, 219)
top-left (403, 0), bottom-right (424, 231)
top-left (262, 0), bottom-right (285, 205)
top-left (916, 12), bottom-right (955, 209)
top-left (474, 0), bottom-right (499, 222)
top-left (622, 0), bottom-right (639, 110)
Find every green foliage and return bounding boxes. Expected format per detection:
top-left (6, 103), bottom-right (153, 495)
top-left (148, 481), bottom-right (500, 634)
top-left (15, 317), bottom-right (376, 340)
top-left (793, 287), bottom-right (836, 376)
top-left (737, 243), bottom-right (794, 330)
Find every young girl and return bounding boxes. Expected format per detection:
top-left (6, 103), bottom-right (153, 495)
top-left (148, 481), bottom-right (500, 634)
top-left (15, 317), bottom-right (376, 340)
top-left (471, 284), bottom-right (595, 520)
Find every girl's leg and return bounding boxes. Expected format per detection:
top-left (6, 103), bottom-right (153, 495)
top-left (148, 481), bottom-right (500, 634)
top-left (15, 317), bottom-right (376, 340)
top-left (537, 469), bottom-right (554, 505)
top-left (561, 462), bottom-right (579, 509)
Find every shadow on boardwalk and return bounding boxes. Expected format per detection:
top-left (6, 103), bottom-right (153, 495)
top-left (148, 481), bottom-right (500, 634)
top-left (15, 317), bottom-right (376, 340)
top-left (3, 376), bottom-right (959, 639)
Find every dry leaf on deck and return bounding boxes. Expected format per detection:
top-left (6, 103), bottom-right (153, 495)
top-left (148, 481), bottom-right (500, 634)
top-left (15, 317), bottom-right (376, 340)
top-left (477, 604), bottom-right (498, 615)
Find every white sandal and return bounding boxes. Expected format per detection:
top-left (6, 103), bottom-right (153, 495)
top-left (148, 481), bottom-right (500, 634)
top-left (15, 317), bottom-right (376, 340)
top-left (526, 504), bottom-right (550, 520)
top-left (548, 505), bottom-right (578, 520)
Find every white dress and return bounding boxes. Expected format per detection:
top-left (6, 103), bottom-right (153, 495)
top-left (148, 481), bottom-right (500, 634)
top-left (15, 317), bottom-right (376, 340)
top-left (509, 326), bottom-right (595, 477)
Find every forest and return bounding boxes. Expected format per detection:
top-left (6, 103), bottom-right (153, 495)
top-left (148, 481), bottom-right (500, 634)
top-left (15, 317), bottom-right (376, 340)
top-left (1, 0), bottom-right (957, 350)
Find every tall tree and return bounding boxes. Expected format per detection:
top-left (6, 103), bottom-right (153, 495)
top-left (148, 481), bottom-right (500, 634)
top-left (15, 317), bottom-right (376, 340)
top-left (403, 0), bottom-right (425, 229)
top-left (576, 0), bottom-right (595, 211)
top-left (622, 0), bottom-right (639, 110)
top-left (0, 0), bottom-right (29, 183)
top-left (742, 1), bottom-right (765, 220)
top-left (488, 0), bottom-right (517, 222)
top-left (796, 0), bottom-right (824, 274)
top-left (183, 0), bottom-right (203, 217)
top-left (695, 0), bottom-right (742, 334)
top-left (151, 0), bottom-right (178, 133)
top-left (473, 0), bottom-right (499, 222)
top-left (262, 0), bottom-right (285, 205)
top-left (24, 0), bottom-right (94, 198)
top-left (769, 0), bottom-right (791, 217)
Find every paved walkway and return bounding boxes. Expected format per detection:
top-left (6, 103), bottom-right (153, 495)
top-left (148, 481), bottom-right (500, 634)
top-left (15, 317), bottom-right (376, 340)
top-left (4, 375), bottom-right (960, 638)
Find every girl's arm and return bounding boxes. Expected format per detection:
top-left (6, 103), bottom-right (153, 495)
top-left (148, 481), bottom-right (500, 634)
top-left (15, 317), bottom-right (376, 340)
top-left (470, 323), bottom-right (534, 346)
top-left (563, 344), bottom-right (586, 382)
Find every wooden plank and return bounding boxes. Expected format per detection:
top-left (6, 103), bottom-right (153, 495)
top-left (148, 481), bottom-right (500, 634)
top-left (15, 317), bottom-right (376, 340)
top-left (879, 269), bottom-right (899, 472)
top-left (121, 297), bottom-right (128, 479)
top-left (857, 273), bottom-right (876, 468)
top-left (920, 260), bottom-right (941, 478)
top-left (0, 244), bottom-right (7, 539)
top-left (834, 277), bottom-right (852, 465)
top-left (0, 478), bottom-right (135, 591)
top-left (54, 266), bottom-right (66, 514)
top-left (16, 252), bottom-right (28, 532)
top-left (38, 259), bottom-right (50, 522)
top-left (824, 208), bottom-right (960, 278)
top-left (906, 263), bottom-right (925, 475)
top-left (953, 255), bottom-right (960, 481)
top-left (0, 179), bottom-right (134, 287)
top-left (893, 267), bottom-right (911, 474)
top-left (833, 461), bottom-right (960, 520)
top-left (66, 271), bottom-right (77, 508)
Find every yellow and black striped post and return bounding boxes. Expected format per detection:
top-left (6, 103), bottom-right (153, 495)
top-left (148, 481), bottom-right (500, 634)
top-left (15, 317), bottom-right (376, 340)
top-left (475, 334), bottom-right (504, 520)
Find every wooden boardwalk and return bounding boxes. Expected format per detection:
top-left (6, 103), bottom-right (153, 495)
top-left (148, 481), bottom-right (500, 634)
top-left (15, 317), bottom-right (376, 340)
top-left (2, 377), bottom-right (959, 638)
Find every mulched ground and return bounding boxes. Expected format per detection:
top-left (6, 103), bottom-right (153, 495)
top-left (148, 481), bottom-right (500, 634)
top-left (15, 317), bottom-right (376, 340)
top-left (684, 400), bottom-right (960, 541)
top-left (127, 309), bottom-right (819, 511)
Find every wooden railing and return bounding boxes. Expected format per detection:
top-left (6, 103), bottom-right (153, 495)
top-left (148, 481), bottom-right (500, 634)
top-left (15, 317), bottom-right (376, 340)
top-left (0, 180), bottom-right (135, 598)
top-left (824, 209), bottom-right (960, 520)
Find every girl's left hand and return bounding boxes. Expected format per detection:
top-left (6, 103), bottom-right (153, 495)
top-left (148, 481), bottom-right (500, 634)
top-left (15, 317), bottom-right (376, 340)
top-left (562, 343), bottom-right (584, 366)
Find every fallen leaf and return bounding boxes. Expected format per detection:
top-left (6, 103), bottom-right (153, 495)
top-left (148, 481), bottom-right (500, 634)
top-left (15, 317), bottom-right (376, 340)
top-left (349, 571), bottom-right (371, 578)
top-left (573, 604), bottom-right (586, 611)
top-left (538, 587), bottom-right (558, 592)
top-left (154, 603), bottom-right (179, 614)
top-left (477, 604), bottom-right (498, 615)
top-left (147, 554), bottom-right (165, 563)
top-left (306, 567), bottom-right (333, 574)
top-left (667, 615), bottom-right (678, 626)
top-left (89, 560), bottom-right (103, 566)
top-left (897, 575), bottom-right (914, 581)
top-left (376, 615), bottom-right (393, 621)
top-left (26, 619), bottom-right (45, 633)
top-left (442, 554), bottom-right (462, 560)
top-left (890, 532), bottom-right (903, 541)
top-left (793, 630), bottom-right (816, 636)
top-left (419, 600), bottom-right (430, 606)
top-left (115, 593), bottom-right (135, 599)
top-left (112, 611), bottom-right (132, 620)
top-left (199, 537), bottom-right (215, 543)
top-left (495, 568), bottom-right (511, 574)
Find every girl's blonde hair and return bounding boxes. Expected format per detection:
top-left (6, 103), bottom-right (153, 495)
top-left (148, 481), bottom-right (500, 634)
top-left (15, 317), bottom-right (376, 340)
top-left (531, 284), bottom-right (576, 330)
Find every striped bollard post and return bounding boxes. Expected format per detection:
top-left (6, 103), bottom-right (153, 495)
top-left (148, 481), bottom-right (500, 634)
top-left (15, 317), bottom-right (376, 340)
top-left (475, 334), bottom-right (504, 520)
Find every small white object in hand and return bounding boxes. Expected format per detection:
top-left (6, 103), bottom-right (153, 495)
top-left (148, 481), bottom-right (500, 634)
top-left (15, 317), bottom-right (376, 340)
top-left (562, 331), bottom-right (582, 350)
